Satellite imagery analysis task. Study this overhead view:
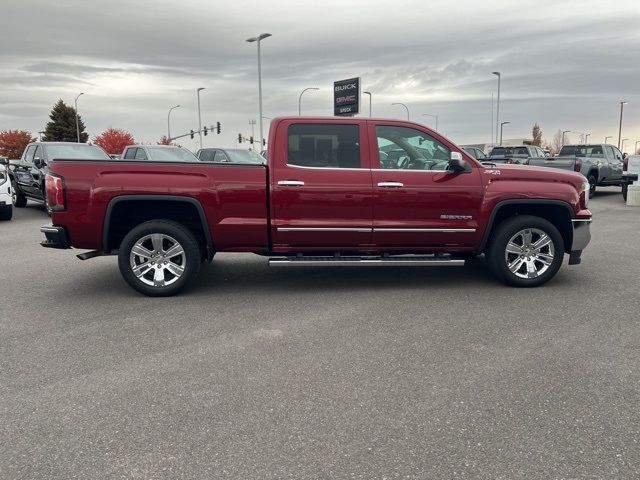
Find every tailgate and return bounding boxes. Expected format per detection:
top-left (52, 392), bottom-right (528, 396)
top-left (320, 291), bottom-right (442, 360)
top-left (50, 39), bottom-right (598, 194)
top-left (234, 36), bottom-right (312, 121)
top-left (528, 157), bottom-right (576, 171)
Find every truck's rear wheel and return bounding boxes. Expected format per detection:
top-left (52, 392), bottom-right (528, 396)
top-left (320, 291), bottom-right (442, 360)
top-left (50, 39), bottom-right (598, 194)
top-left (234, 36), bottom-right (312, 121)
top-left (11, 180), bottom-right (27, 207)
top-left (486, 215), bottom-right (564, 287)
top-left (118, 220), bottom-right (201, 296)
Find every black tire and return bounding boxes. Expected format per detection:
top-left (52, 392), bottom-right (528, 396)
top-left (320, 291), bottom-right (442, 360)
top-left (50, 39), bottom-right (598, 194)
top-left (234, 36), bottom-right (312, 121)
top-left (11, 180), bottom-right (27, 207)
top-left (622, 183), bottom-right (628, 202)
top-left (587, 174), bottom-right (597, 198)
top-left (486, 215), bottom-right (564, 288)
top-left (0, 205), bottom-right (12, 221)
top-left (118, 220), bottom-right (202, 297)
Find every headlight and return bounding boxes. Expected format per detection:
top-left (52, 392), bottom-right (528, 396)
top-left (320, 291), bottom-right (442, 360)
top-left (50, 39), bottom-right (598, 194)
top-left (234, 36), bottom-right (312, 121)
top-left (582, 182), bottom-right (589, 208)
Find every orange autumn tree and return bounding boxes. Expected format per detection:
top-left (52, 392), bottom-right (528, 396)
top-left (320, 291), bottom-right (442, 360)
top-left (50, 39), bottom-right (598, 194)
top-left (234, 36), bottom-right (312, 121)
top-left (93, 128), bottom-right (135, 155)
top-left (0, 130), bottom-right (36, 159)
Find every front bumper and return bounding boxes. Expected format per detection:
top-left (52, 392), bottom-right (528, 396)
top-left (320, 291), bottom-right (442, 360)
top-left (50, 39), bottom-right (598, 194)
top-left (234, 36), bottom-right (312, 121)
top-left (568, 219), bottom-right (591, 265)
top-left (0, 191), bottom-right (10, 206)
top-left (40, 224), bottom-right (71, 249)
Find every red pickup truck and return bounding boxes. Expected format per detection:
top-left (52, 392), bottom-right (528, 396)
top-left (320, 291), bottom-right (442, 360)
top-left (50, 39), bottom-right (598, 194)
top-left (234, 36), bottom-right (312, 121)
top-left (40, 117), bottom-right (592, 296)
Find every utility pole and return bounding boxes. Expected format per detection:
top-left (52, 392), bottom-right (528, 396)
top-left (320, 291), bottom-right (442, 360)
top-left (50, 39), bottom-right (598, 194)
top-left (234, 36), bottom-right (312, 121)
top-left (247, 33), bottom-right (272, 148)
top-left (500, 121), bottom-right (510, 146)
top-left (74, 92), bottom-right (84, 143)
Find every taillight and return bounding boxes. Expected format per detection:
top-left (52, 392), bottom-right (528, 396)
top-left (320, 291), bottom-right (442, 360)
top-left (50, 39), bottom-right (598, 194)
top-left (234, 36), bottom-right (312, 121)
top-left (45, 173), bottom-right (65, 211)
top-left (574, 159), bottom-right (582, 172)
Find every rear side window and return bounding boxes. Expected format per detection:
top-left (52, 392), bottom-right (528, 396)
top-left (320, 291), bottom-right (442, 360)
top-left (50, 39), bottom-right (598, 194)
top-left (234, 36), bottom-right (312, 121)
top-left (287, 124), bottom-right (361, 168)
top-left (199, 150), bottom-right (216, 162)
top-left (124, 148), bottom-right (136, 160)
top-left (24, 145), bottom-right (37, 163)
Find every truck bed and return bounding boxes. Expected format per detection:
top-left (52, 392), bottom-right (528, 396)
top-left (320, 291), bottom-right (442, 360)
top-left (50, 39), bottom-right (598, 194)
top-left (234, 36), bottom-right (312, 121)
top-left (48, 160), bottom-right (269, 252)
top-left (527, 157), bottom-right (577, 171)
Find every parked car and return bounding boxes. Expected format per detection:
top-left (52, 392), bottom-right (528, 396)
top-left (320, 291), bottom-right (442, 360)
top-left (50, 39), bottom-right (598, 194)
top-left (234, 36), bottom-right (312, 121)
top-left (527, 144), bottom-right (624, 197)
top-left (487, 145), bottom-right (547, 164)
top-left (196, 148), bottom-right (266, 164)
top-left (40, 116), bottom-right (591, 296)
top-left (621, 155), bottom-right (640, 201)
top-left (0, 157), bottom-right (12, 220)
top-left (461, 146), bottom-right (487, 160)
top-left (8, 142), bottom-right (111, 210)
top-left (121, 145), bottom-right (199, 162)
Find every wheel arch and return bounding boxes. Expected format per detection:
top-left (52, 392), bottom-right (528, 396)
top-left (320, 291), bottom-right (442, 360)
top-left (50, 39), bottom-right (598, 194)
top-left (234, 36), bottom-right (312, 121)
top-left (103, 195), bottom-right (214, 260)
top-left (478, 200), bottom-right (574, 254)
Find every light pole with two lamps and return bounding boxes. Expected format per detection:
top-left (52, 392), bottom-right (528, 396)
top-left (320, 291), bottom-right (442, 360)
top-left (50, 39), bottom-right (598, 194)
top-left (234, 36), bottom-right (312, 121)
top-left (246, 33), bottom-right (272, 147)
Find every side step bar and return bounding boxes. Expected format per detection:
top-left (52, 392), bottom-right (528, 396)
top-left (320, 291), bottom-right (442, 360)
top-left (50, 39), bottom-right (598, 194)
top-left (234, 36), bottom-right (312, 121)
top-left (269, 254), bottom-right (465, 267)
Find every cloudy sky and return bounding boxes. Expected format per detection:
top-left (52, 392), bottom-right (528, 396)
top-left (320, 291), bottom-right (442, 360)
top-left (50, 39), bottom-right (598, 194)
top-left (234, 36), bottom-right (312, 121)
top-left (1, 0), bottom-right (639, 152)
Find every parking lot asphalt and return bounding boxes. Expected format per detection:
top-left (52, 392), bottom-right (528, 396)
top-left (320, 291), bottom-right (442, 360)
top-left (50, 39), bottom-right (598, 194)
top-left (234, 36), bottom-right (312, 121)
top-left (1, 188), bottom-right (639, 479)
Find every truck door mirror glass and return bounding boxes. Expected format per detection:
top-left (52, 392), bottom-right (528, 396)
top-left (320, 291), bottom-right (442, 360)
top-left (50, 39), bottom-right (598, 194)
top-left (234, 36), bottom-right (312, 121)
top-left (34, 157), bottom-right (45, 168)
top-left (0, 157), bottom-right (7, 166)
top-left (449, 151), bottom-right (468, 173)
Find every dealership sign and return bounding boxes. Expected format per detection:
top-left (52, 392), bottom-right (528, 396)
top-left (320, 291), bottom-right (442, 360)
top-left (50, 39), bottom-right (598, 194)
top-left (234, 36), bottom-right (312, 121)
top-left (334, 77), bottom-right (360, 116)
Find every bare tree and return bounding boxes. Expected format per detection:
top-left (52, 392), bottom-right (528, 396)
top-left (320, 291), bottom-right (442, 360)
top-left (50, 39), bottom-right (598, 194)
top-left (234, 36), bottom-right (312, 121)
top-left (532, 123), bottom-right (543, 146)
top-left (551, 129), bottom-right (563, 153)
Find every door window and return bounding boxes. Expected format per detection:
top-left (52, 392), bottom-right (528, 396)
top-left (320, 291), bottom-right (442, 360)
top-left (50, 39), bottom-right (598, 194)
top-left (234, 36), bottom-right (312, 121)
top-left (123, 148), bottom-right (136, 160)
top-left (287, 124), bottom-right (361, 168)
top-left (376, 125), bottom-right (450, 170)
top-left (612, 146), bottom-right (623, 159)
top-left (199, 150), bottom-right (215, 162)
top-left (134, 148), bottom-right (148, 160)
top-left (33, 146), bottom-right (43, 162)
top-left (24, 145), bottom-right (37, 163)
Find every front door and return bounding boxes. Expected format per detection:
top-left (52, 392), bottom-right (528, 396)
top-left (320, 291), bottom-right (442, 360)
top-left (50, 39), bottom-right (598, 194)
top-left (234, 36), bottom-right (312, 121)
top-left (368, 123), bottom-right (483, 250)
top-left (270, 120), bottom-right (373, 251)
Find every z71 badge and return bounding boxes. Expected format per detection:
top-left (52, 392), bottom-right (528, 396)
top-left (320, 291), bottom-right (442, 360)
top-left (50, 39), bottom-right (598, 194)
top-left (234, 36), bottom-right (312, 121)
top-left (485, 169), bottom-right (501, 175)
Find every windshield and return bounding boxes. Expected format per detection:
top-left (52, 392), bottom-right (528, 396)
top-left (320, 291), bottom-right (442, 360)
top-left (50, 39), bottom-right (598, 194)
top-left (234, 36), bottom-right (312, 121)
top-left (146, 147), bottom-right (199, 162)
top-left (47, 144), bottom-right (111, 160)
top-left (558, 145), bottom-right (604, 157)
top-left (490, 146), bottom-right (529, 157)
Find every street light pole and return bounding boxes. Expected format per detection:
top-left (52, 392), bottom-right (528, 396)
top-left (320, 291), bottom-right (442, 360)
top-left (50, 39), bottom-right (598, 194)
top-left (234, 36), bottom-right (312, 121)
top-left (500, 121), bottom-right (510, 146)
top-left (247, 33), bottom-right (272, 147)
top-left (392, 102), bottom-right (409, 120)
top-left (422, 113), bottom-right (438, 132)
top-left (492, 72), bottom-right (501, 144)
top-left (167, 105), bottom-right (180, 141)
top-left (363, 91), bottom-right (372, 117)
top-left (618, 101), bottom-right (628, 149)
top-left (584, 133), bottom-right (591, 144)
top-left (562, 130), bottom-right (571, 146)
top-left (298, 87), bottom-right (319, 115)
top-left (74, 92), bottom-right (84, 143)
top-left (605, 135), bottom-right (612, 143)
top-left (197, 88), bottom-right (205, 147)
top-left (635, 140), bottom-right (640, 155)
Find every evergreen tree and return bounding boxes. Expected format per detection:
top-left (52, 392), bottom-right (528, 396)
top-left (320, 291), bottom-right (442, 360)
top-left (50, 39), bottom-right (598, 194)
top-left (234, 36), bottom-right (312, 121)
top-left (42, 99), bottom-right (88, 142)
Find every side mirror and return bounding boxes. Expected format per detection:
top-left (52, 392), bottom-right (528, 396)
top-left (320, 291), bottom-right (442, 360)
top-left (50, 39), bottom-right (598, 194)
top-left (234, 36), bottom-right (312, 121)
top-left (34, 157), bottom-right (45, 169)
top-left (448, 151), bottom-right (468, 173)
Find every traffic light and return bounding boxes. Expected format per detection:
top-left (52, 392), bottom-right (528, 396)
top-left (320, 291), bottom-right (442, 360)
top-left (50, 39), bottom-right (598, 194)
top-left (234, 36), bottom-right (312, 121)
top-left (190, 129), bottom-right (195, 139)
top-left (203, 126), bottom-right (208, 136)
top-left (216, 122), bottom-right (221, 134)
top-left (238, 133), bottom-right (242, 143)
top-left (250, 136), bottom-right (254, 145)
top-left (262, 138), bottom-right (266, 146)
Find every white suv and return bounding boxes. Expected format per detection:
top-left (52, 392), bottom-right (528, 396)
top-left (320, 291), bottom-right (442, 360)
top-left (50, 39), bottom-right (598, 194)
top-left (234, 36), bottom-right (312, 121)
top-left (0, 157), bottom-right (12, 221)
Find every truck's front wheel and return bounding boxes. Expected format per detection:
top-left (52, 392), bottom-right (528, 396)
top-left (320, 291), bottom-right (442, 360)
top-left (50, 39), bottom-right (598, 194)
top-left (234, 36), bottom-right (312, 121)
top-left (118, 220), bottom-right (201, 297)
top-left (11, 180), bottom-right (27, 207)
top-left (486, 215), bottom-right (564, 287)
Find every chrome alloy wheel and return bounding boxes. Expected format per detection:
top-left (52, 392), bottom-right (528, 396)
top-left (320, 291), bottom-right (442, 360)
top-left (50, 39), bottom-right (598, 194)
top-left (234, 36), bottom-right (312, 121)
top-left (129, 233), bottom-right (186, 287)
top-left (504, 228), bottom-right (555, 279)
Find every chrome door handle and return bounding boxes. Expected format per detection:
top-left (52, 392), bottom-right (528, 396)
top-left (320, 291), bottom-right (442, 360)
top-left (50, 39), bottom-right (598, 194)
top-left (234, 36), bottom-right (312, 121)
top-left (278, 180), bottom-right (305, 186)
top-left (377, 181), bottom-right (404, 188)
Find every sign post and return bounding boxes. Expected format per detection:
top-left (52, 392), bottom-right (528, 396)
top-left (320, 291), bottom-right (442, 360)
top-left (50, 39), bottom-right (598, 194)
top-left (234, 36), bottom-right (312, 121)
top-left (334, 77), bottom-right (360, 116)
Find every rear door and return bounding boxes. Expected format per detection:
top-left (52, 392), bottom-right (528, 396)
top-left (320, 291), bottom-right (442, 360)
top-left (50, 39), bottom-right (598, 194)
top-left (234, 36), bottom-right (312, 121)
top-left (270, 119), bottom-right (373, 251)
top-left (369, 122), bottom-right (483, 249)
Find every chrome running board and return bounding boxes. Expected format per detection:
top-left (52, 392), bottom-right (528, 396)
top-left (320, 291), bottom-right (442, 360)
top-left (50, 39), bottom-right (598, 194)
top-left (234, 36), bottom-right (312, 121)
top-left (268, 254), bottom-right (465, 267)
